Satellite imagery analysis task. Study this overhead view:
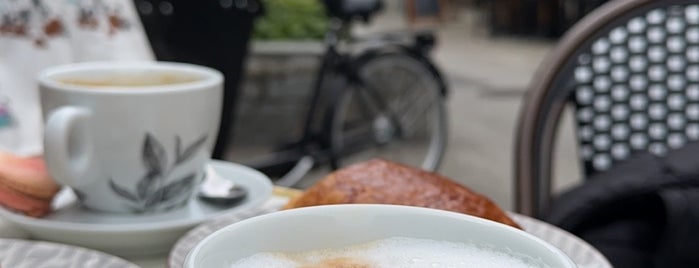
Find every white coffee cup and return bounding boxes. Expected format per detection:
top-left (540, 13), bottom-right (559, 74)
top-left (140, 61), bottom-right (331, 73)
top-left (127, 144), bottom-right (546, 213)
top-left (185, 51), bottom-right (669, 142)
top-left (185, 204), bottom-right (577, 267)
top-left (38, 61), bottom-right (223, 214)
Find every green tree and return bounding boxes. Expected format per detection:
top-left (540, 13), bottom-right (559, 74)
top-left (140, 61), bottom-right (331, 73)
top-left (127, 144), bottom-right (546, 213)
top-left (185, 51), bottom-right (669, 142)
top-left (253, 0), bottom-right (328, 40)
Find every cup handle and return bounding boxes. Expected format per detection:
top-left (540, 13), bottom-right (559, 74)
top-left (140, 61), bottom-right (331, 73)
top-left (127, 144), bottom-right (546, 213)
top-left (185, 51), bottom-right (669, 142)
top-left (43, 106), bottom-right (98, 187)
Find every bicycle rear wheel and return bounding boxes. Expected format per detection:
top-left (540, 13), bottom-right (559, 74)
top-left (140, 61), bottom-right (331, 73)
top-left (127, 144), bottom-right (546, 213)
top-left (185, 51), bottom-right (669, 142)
top-left (330, 52), bottom-right (447, 171)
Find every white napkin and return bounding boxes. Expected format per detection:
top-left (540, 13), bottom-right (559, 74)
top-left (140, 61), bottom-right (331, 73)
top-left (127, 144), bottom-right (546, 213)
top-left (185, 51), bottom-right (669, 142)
top-left (0, 0), bottom-right (154, 157)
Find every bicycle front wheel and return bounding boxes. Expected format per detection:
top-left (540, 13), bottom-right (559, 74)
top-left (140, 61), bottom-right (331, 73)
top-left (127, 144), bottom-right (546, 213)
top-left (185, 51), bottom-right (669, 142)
top-left (330, 52), bottom-right (447, 171)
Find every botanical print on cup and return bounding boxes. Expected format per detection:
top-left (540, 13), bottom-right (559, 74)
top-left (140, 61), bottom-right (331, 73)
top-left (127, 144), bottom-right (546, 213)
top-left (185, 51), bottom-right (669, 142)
top-left (108, 133), bottom-right (208, 213)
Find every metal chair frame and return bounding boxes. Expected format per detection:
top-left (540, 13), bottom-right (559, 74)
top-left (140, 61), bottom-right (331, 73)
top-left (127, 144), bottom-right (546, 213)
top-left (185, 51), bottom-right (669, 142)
top-left (515, 0), bottom-right (699, 217)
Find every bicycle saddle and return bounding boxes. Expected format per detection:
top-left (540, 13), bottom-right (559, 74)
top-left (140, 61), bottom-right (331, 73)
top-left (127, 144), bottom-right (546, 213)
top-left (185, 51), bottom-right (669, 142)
top-left (324, 0), bottom-right (384, 22)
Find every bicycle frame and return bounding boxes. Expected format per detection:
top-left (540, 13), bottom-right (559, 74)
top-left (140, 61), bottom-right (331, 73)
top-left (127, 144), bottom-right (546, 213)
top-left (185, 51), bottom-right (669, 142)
top-left (244, 16), bottom-right (445, 185)
top-left (243, 19), bottom-right (350, 180)
top-left (299, 19), bottom-right (346, 148)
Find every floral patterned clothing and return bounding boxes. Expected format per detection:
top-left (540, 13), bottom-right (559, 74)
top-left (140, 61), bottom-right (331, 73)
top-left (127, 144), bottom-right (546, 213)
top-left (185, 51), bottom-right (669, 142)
top-left (0, 0), bottom-right (153, 156)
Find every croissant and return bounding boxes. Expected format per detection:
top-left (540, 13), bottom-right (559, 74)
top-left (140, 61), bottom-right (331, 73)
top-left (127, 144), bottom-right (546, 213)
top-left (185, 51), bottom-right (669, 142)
top-left (284, 159), bottom-right (520, 229)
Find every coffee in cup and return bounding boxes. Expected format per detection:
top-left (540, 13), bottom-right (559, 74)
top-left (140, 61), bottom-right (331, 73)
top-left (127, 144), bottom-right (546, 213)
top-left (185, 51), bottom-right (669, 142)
top-left (38, 61), bottom-right (223, 214)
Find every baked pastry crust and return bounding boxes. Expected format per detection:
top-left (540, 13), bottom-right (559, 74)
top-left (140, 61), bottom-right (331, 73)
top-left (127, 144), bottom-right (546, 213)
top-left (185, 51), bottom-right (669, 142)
top-left (285, 159), bottom-right (520, 229)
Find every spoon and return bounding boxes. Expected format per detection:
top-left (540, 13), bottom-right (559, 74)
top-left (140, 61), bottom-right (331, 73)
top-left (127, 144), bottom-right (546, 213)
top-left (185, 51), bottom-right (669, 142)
top-left (198, 165), bottom-right (248, 206)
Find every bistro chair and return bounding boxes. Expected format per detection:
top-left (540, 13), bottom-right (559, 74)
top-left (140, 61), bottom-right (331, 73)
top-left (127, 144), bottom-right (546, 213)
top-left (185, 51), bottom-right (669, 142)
top-left (515, 0), bottom-right (699, 217)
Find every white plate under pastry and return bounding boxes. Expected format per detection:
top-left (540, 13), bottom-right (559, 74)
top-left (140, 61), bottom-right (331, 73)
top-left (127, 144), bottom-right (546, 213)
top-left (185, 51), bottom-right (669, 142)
top-left (0, 160), bottom-right (273, 257)
top-left (0, 238), bottom-right (139, 268)
top-left (168, 201), bottom-right (612, 268)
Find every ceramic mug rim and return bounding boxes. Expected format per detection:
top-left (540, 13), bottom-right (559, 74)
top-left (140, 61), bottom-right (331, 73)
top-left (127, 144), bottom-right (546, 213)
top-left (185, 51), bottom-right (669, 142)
top-left (38, 61), bottom-right (223, 95)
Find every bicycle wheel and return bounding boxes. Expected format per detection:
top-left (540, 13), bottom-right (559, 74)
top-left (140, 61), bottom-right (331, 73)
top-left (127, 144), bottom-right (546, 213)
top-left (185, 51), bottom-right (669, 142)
top-left (330, 52), bottom-right (447, 171)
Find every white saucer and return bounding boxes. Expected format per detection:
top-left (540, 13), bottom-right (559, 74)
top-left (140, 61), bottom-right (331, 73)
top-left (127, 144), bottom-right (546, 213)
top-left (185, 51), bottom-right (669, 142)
top-left (0, 238), bottom-right (139, 268)
top-left (0, 160), bottom-right (273, 257)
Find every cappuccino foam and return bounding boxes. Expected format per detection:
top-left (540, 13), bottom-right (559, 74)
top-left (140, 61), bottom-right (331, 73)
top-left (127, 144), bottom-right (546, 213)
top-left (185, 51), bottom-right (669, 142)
top-left (230, 237), bottom-right (552, 268)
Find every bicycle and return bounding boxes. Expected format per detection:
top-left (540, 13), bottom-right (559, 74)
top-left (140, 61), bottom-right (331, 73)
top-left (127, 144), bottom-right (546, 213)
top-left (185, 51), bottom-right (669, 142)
top-left (242, 0), bottom-right (449, 187)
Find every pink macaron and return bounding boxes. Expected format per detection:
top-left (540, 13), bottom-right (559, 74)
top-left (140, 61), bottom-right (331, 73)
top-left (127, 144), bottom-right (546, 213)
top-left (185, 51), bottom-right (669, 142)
top-left (0, 151), bottom-right (60, 217)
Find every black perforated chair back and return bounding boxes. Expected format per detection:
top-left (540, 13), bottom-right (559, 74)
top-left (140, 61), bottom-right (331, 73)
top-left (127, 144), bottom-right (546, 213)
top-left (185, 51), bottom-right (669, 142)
top-left (515, 0), bottom-right (699, 216)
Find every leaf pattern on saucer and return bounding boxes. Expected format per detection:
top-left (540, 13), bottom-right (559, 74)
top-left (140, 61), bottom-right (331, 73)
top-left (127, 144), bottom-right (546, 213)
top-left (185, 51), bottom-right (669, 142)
top-left (109, 133), bottom-right (207, 213)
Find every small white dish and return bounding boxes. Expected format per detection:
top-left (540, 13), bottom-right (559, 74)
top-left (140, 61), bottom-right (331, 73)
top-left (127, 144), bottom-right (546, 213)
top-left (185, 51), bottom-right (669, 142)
top-left (0, 160), bottom-right (272, 257)
top-left (0, 238), bottom-right (139, 268)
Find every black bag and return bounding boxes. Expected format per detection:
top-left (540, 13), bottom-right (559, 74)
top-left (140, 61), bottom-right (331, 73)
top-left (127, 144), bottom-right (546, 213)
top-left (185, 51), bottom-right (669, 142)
top-left (545, 143), bottom-right (699, 268)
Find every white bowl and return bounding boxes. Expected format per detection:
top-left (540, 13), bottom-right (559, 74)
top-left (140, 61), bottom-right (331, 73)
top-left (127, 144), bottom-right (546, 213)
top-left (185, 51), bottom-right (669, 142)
top-left (185, 204), bottom-right (577, 267)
